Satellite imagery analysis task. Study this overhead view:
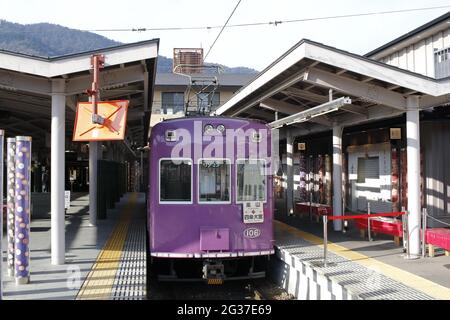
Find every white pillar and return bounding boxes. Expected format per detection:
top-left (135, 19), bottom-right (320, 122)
top-left (0, 130), bottom-right (4, 297)
top-left (286, 130), bottom-right (294, 215)
top-left (406, 96), bottom-right (421, 258)
top-left (51, 79), bottom-right (66, 265)
top-left (332, 126), bottom-right (343, 231)
top-left (89, 141), bottom-right (98, 226)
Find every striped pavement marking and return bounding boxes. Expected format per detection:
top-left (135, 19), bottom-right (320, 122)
top-left (76, 193), bottom-right (138, 300)
top-left (276, 220), bottom-right (450, 300)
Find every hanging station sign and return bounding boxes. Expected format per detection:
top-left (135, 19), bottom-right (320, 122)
top-left (390, 128), bottom-right (402, 140)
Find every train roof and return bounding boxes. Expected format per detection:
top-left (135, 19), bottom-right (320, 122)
top-left (157, 115), bottom-right (268, 125)
top-left (149, 115), bottom-right (270, 139)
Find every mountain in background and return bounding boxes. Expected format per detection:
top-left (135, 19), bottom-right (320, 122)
top-left (0, 20), bottom-right (258, 74)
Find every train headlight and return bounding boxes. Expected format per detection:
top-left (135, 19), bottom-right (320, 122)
top-left (216, 124), bottom-right (225, 133)
top-left (204, 124), bottom-right (214, 134)
top-left (165, 130), bottom-right (177, 142)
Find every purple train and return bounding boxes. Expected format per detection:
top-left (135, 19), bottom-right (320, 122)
top-left (148, 116), bottom-right (274, 282)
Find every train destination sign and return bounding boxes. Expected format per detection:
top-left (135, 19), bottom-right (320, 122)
top-left (243, 201), bottom-right (264, 223)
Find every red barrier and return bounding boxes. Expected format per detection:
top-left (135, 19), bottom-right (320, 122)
top-left (327, 211), bottom-right (406, 221)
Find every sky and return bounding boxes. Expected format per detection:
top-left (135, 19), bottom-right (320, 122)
top-left (1, 0), bottom-right (450, 71)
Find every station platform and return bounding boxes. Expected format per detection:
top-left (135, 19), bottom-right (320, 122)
top-left (1, 192), bottom-right (147, 300)
top-left (272, 216), bottom-right (450, 300)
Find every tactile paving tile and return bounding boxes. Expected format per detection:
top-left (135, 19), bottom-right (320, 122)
top-left (111, 208), bottom-right (147, 300)
top-left (275, 226), bottom-right (434, 300)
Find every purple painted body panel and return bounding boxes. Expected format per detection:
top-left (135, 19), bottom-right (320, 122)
top-left (148, 116), bottom-right (274, 257)
top-left (200, 228), bottom-right (229, 251)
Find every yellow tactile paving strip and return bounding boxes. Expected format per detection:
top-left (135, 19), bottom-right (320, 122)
top-left (76, 193), bottom-right (138, 300)
top-left (276, 220), bottom-right (450, 300)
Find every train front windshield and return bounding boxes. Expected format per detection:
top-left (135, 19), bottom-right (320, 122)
top-left (199, 159), bottom-right (230, 202)
top-left (236, 159), bottom-right (266, 202)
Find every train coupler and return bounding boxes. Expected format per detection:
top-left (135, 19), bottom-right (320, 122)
top-left (203, 260), bottom-right (224, 285)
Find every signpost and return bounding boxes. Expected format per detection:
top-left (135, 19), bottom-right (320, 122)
top-left (65, 191), bottom-right (71, 210)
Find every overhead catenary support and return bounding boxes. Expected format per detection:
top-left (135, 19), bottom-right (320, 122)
top-left (286, 130), bottom-right (294, 216)
top-left (406, 96), bottom-right (421, 258)
top-left (51, 79), bottom-right (66, 265)
top-left (332, 125), bottom-right (343, 231)
top-left (269, 97), bottom-right (351, 129)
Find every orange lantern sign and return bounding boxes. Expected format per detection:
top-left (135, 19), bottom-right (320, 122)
top-left (72, 100), bottom-right (129, 141)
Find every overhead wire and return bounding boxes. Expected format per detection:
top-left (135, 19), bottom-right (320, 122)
top-left (83, 5), bottom-right (450, 32)
top-left (203, 0), bottom-right (242, 61)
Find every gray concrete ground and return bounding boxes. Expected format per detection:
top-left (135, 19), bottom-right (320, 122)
top-left (1, 192), bottom-right (129, 300)
top-left (277, 214), bottom-right (450, 289)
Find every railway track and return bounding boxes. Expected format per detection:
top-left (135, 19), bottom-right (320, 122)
top-left (147, 278), bottom-right (294, 300)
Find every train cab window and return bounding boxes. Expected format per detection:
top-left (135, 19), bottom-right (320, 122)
top-left (160, 159), bottom-right (192, 202)
top-left (236, 159), bottom-right (266, 202)
top-left (198, 159), bottom-right (230, 203)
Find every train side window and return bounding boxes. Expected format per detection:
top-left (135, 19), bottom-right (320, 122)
top-left (159, 159), bottom-right (192, 203)
top-left (198, 159), bottom-right (231, 203)
top-left (236, 159), bottom-right (266, 202)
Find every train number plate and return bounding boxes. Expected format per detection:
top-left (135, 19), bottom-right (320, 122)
top-left (243, 201), bottom-right (264, 224)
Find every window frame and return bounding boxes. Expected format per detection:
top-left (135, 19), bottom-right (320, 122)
top-left (158, 157), bottom-right (193, 204)
top-left (357, 156), bottom-right (380, 184)
top-left (197, 92), bottom-right (220, 110)
top-left (235, 158), bottom-right (267, 204)
top-left (161, 92), bottom-right (185, 115)
top-left (197, 158), bottom-right (232, 205)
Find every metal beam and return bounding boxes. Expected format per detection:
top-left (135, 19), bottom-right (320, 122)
top-left (0, 70), bottom-right (51, 95)
top-left (420, 93), bottom-right (450, 109)
top-left (303, 68), bottom-right (406, 110)
top-left (226, 69), bottom-right (307, 117)
top-left (282, 87), bottom-right (328, 104)
top-left (66, 64), bottom-right (145, 95)
top-left (260, 98), bottom-right (332, 127)
top-left (269, 97), bottom-right (351, 129)
top-left (340, 104), bottom-right (368, 117)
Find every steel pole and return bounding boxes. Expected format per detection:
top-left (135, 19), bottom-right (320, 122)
top-left (406, 97), bottom-right (421, 258)
top-left (0, 130), bottom-right (4, 298)
top-left (323, 215), bottom-right (328, 267)
top-left (367, 202), bottom-right (372, 241)
top-left (422, 208), bottom-right (427, 258)
top-left (14, 136), bottom-right (31, 284)
top-left (51, 79), bottom-right (66, 265)
top-left (332, 126), bottom-right (343, 231)
top-left (6, 138), bottom-right (16, 277)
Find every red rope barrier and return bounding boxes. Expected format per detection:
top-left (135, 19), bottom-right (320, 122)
top-left (327, 211), bottom-right (406, 221)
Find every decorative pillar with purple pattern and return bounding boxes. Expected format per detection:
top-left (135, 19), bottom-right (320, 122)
top-left (14, 136), bottom-right (31, 285)
top-left (6, 138), bottom-right (16, 277)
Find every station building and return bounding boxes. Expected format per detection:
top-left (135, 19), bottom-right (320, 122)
top-left (216, 11), bottom-right (450, 258)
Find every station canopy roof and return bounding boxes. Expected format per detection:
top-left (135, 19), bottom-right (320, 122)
top-left (215, 39), bottom-right (450, 136)
top-left (0, 39), bottom-right (159, 152)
